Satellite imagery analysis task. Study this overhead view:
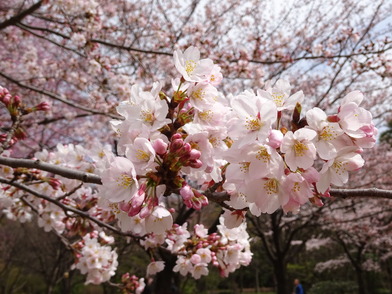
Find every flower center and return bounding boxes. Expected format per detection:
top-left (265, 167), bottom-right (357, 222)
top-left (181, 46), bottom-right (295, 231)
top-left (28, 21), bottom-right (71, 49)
top-left (116, 174), bottom-right (134, 189)
top-left (136, 149), bottom-right (150, 161)
top-left (256, 146), bottom-right (271, 162)
top-left (240, 162), bottom-right (250, 173)
top-left (185, 60), bottom-right (197, 75)
top-left (332, 160), bottom-right (348, 175)
top-left (320, 126), bottom-right (337, 141)
top-left (292, 182), bottom-right (301, 192)
top-left (198, 110), bottom-right (213, 122)
top-left (272, 91), bottom-right (285, 107)
top-left (191, 88), bottom-right (205, 101)
top-left (245, 116), bottom-right (263, 131)
top-left (293, 141), bottom-right (308, 156)
top-left (264, 178), bottom-right (279, 195)
top-left (141, 110), bottom-right (155, 124)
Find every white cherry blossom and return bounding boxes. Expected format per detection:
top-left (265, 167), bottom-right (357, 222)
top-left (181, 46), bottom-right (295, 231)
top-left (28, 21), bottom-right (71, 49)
top-left (281, 128), bottom-right (317, 171)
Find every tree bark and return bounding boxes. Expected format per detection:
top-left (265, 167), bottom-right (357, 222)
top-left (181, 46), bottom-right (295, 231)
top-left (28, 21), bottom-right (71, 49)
top-left (153, 250), bottom-right (179, 294)
top-left (273, 259), bottom-right (288, 294)
top-left (356, 268), bottom-right (367, 294)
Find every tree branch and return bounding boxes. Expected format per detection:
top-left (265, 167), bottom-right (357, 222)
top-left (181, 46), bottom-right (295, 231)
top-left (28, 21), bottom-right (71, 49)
top-left (330, 188), bottom-right (392, 200)
top-left (0, 1), bottom-right (42, 30)
top-left (0, 177), bottom-right (135, 237)
top-left (0, 156), bottom-right (102, 184)
top-left (1, 156), bottom-right (392, 199)
top-left (0, 71), bottom-right (122, 120)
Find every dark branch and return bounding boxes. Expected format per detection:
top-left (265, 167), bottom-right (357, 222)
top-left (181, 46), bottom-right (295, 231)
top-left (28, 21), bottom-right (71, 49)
top-left (0, 1), bottom-right (42, 30)
top-left (1, 156), bottom-right (392, 200)
top-left (0, 71), bottom-right (122, 120)
top-left (0, 156), bottom-right (102, 184)
top-left (0, 177), bottom-right (135, 237)
top-left (330, 188), bottom-right (392, 200)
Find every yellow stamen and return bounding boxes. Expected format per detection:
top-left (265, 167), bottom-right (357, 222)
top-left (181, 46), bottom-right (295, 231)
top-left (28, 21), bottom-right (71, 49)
top-left (191, 88), bottom-right (205, 101)
top-left (320, 126), bottom-right (337, 141)
top-left (264, 178), bottom-right (279, 195)
top-left (245, 116), bottom-right (263, 131)
top-left (293, 141), bottom-right (308, 156)
top-left (185, 60), bottom-right (197, 75)
top-left (256, 146), bottom-right (271, 162)
top-left (116, 174), bottom-right (134, 189)
top-left (332, 160), bottom-right (348, 175)
top-left (135, 149), bottom-right (150, 161)
top-left (240, 162), bottom-right (250, 173)
top-left (141, 110), bottom-right (155, 124)
top-left (198, 110), bottom-right (213, 122)
top-left (272, 91), bottom-right (285, 107)
top-left (292, 182), bottom-right (300, 192)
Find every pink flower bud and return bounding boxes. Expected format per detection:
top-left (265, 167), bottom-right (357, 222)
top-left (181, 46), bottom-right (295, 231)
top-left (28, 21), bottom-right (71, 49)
top-left (130, 192), bottom-right (145, 211)
top-left (189, 159), bottom-right (203, 169)
top-left (35, 101), bottom-right (51, 111)
top-left (267, 130), bottom-right (284, 148)
top-left (170, 139), bottom-right (184, 152)
top-left (327, 115), bottom-right (339, 122)
top-left (12, 95), bottom-right (21, 107)
top-left (200, 195), bottom-right (209, 206)
top-left (302, 167), bottom-right (320, 184)
top-left (139, 205), bottom-right (152, 218)
top-left (171, 133), bottom-right (182, 140)
top-left (192, 198), bottom-right (202, 210)
top-left (119, 202), bottom-right (131, 212)
top-left (183, 199), bottom-right (192, 208)
top-left (189, 149), bottom-right (201, 160)
top-left (180, 185), bottom-right (194, 201)
top-left (190, 254), bottom-right (201, 264)
top-left (48, 178), bottom-right (61, 190)
top-left (0, 93), bottom-right (11, 105)
top-left (183, 143), bottom-right (191, 153)
top-left (128, 205), bottom-right (142, 217)
top-left (152, 139), bottom-right (168, 155)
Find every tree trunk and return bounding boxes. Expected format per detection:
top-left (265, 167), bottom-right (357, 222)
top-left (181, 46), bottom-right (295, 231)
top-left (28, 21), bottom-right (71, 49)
top-left (153, 250), bottom-right (179, 294)
top-left (274, 259), bottom-right (288, 294)
top-left (356, 268), bottom-right (367, 294)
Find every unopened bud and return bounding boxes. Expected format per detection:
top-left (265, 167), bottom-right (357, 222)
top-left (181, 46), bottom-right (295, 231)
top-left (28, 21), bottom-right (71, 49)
top-left (12, 95), bottom-right (21, 107)
top-left (152, 139), bottom-right (168, 155)
top-left (119, 202), bottom-right (131, 213)
top-left (171, 133), bottom-right (182, 140)
top-left (190, 254), bottom-right (201, 264)
top-left (189, 159), bottom-right (203, 169)
top-left (14, 128), bottom-right (27, 140)
top-left (139, 205), bottom-right (152, 218)
top-left (200, 195), bottom-right (208, 206)
top-left (35, 101), bottom-right (51, 111)
top-left (170, 139), bottom-right (184, 152)
top-left (189, 149), bottom-right (201, 160)
top-left (48, 178), bottom-right (61, 190)
top-left (327, 115), bottom-right (339, 122)
top-left (268, 129), bottom-right (283, 148)
top-left (180, 185), bottom-right (194, 201)
top-left (183, 143), bottom-right (191, 153)
top-left (192, 198), bottom-right (202, 210)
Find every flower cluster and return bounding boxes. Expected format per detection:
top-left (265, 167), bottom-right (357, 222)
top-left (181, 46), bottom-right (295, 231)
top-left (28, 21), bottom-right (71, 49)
top-left (72, 231), bottom-right (118, 285)
top-left (120, 273), bottom-right (145, 294)
top-left (173, 217), bottom-right (252, 278)
top-left (141, 216), bottom-right (251, 279)
top-left (0, 45), bottom-right (378, 286)
top-left (99, 46), bottom-right (376, 240)
top-left (0, 86), bottom-right (50, 148)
